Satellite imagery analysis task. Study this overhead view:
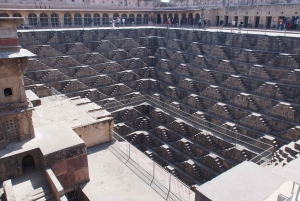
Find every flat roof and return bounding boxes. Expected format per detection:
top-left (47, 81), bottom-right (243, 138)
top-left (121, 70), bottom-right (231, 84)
top-left (80, 142), bottom-right (166, 201)
top-left (196, 161), bottom-right (286, 201)
top-left (34, 122), bottom-right (84, 155)
top-left (32, 97), bottom-right (99, 129)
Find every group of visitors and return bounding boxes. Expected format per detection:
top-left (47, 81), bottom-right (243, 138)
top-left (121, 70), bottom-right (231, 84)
top-left (109, 17), bottom-right (127, 28)
top-left (166, 18), bottom-right (179, 27)
top-left (198, 18), bottom-right (207, 29)
top-left (279, 17), bottom-right (299, 30)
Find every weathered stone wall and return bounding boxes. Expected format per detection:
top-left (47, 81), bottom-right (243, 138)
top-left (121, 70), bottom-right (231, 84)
top-left (0, 148), bottom-right (42, 182)
top-left (72, 117), bottom-right (114, 148)
top-left (48, 144), bottom-right (89, 188)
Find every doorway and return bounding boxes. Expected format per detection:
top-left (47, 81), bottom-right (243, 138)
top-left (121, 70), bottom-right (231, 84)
top-left (255, 16), bottom-right (260, 28)
top-left (278, 16), bottom-right (285, 29)
top-left (225, 16), bottom-right (229, 26)
top-left (157, 14), bottom-right (161, 24)
top-left (22, 155), bottom-right (36, 173)
top-left (243, 16), bottom-right (249, 28)
top-left (216, 16), bottom-right (220, 26)
top-left (234, 16), bottom-right (238, 27)
top-left (266, 16), bottom-right (272, 29)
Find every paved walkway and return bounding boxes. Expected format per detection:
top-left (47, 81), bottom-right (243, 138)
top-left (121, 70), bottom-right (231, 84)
top-left (18, 25), bottom-right (300, 38)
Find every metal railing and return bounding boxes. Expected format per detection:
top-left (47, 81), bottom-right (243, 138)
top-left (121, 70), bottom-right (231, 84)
top-left (103, 94), bottom-right (272, 150)
top-left (250, 146), bottom-right (274, 165)
top-left (110, 131), bottom-right (194, 201)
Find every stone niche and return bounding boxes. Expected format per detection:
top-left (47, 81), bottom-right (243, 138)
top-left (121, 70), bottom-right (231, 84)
top-left (0, 148), bottom-right (42, 182)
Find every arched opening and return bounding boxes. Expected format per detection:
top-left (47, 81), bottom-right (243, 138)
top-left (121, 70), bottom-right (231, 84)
top-left (84, 13), bottom-right (91, 25)
top-left (22, 155), bottom-right (36, 173)
top-left (144, 14), bottom-right (149, 24)
top-left (4, 88), bottom-right (12, 96)
top-left (181, 13), bottom-right (187, 25)
top-left (136, 14), bottom-right (142, 24)
top-left (174, 13), bottom-right (179, 24)
top-left (113, 13), bottom-right (119, 20)
top-left (74, 13), bottom-right (82, 26)
top-left (163, 13), bottom-right (167, 24)
top-left (40, 13), bottom-right (49, 27)
top-left (28, 13), bottom-right (38, 26)
top-left (121, 13), bottom-right (127, 24)
top-left (188, 13), bottom-right (193, 25)
top-left (0, 13), bottom-right (9, 17)
top-left (93, 13), bottom-right (101, 26)
top-left (157, 14), bottom-right (161, 24)
top-left (64, 13), bottom-right (72, 26)
top-left (195, 13), bottom-right (200, 24)
top-left (13, 13), bottom-right (22, 17)
top-left (102, 13), bottom-right (109, 25)
top-left (51, 13), bottom-right (59, 27)
top-left (129, 14), bottom-right (135, 24)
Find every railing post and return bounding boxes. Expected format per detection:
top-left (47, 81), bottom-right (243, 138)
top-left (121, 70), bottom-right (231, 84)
top-left (235, 131), bottom-right (237, 148)
top-left (153, 162), bottom-right (155, 179)
top-left (168, 173), bottom-right (171, 197)
top-left (128, 143), bottom-right (131, 159)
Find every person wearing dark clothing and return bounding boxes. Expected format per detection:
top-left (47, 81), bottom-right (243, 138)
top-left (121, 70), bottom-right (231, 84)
top-left (238, 20), bottom-right (243, 33)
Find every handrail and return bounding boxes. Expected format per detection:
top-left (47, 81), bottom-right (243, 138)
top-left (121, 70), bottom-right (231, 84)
top-left (103, 93), bottom-right (273, 153)
top-left (111, 130), bottom-right (194, 201)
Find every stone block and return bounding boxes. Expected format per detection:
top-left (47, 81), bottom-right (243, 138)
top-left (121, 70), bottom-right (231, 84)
top-left (74, 167), bottom-right (89, 183)
top-left (60, 171), bottom-right (76, 188)
top-left (51, 160), bottom-right (67, 176)
top-left (66, 157), bottom-right (78, 173)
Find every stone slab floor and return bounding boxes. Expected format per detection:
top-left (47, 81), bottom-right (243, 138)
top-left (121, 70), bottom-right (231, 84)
top-left (81, 142), bottom-right (169, 201)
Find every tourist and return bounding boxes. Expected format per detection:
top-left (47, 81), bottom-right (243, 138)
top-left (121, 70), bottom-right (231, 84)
top-left (167, 18), bottom-right (171, 28)
top-left (122, 18), bottom-right (125, 26)
top-left (203, 18), bottom-right (207, 30)
top-left (231, 19), bottom-right (236, 32)
top-left (279, 18), bottom-right (283, 30)
top-left (91, 19), bottom-right (94, 27)
top-left (116, 17), bottom-right (120, 28)
top-left (283, 17), bottom-right (287, 30)
top-left (219, 17), bottom-right (224, 31)
top-left (198, 18), bottom-right (202, 28)
top-left (238, 20), bottom-right (243, 33)
top-left (111, 19), bottom-right (115, 28)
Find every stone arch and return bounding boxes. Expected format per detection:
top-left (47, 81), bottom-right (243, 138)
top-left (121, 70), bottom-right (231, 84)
top-left (22, 155), bottom-right (36, 173)
top-left (51, 13), bottom-right (59, 27)
top-left (0, 13), bottom-right (9, 17)
top-left (188, 13), bottom-right (193, 25)
top-left (144, 14), bottom-right (149, 24)
top-left (74, 13), bottom-right (82, 25)
top-left (13, 13), bottom-right (22, 17)
top-left (40, 13), bottom-right (49, 27)
top-left (93, 13), bottom-right (101, 25)
top-left (136, 14), bottom-right (142, 24)
top-left (64, 13), bottom-right (72, 25)
top-left (157, 13), bottom-right (161, 24)
top-left (174, 13), bottom-right (179, 24)
top-left (129, 13), bottom-right (135, 24)
top-left (163, 13), bottom-right (167, 24)
top-left (84, 13), bottom-right (91, 25)
top-left (28, 13), bottom-right (37, 26)
top-left (102, 13), bottom-right (109, 25)
top-left (195, 13), bottom-right (200, 23)
top-left (181, 13), bottom-right (187, 25)
top-left (113, 13), bottom-right (119, 19)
